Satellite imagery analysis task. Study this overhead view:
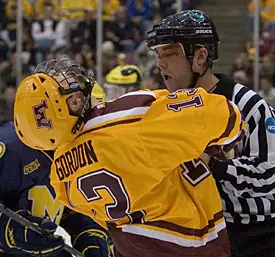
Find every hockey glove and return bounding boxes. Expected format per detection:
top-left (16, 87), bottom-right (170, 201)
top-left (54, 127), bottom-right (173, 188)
top-left (73, 228), bottom-right (110, 257)
top-left (0, 210), bottom-right (65, 256)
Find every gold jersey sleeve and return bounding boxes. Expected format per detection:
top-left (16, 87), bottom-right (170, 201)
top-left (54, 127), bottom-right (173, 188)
top-left (136, 88), bottom-right (245, 174)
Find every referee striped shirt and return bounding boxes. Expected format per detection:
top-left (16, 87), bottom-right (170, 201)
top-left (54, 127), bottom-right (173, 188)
top-left (212, 73), bottom-right (275, 224)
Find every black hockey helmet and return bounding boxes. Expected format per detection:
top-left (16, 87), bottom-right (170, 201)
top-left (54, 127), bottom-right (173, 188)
top-left (147, 9), bottom-right (220, 65)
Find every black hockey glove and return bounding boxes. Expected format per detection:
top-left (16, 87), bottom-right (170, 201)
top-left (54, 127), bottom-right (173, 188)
top-left (73, 228), bottom-right (111, 257)
top-left (0, 210), bottom-right (65, 256)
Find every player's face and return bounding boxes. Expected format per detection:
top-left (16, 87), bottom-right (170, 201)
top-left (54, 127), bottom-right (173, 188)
top-left (66, 91), bottom-right (86, 116)
top-left (155, 44), bottom-right (192, 92)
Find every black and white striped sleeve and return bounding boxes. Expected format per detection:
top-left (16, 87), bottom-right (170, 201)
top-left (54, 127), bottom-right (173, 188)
top-left (212, 84), bottom-right (275, 198)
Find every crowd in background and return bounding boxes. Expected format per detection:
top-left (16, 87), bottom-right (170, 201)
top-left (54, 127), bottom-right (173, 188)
top-left (0, 0), bottom-right (201, 125)
top-left (232, 0), bottom-right (275, 107)
top-left (4, 1), bottom-right (275, 125)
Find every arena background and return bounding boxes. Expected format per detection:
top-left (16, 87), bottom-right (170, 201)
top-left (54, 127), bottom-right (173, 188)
top-left (0, 0), bottom-right (270, 252)
top-left (1, 0), bottom-right (270, 125)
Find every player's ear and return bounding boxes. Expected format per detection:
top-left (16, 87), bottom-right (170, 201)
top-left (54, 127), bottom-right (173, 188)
top-left (194, 47), bottom-right (208, 65)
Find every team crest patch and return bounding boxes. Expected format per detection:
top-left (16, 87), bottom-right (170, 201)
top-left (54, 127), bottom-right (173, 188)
top-left (0, 142), bottom-right (6, 158)
top-left (32, 100), bottom-right (53, 129)
top-left (188, 10), bottom-right (205, 22)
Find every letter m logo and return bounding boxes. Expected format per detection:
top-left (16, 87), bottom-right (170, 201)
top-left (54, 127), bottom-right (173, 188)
top-left (33, 100), bottom-right (53, 129)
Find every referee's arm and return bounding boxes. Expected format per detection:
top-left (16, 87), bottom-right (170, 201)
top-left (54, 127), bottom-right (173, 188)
top-left (211, 102), bottom-right (275, 197)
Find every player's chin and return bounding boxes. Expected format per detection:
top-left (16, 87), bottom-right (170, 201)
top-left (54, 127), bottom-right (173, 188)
top-left (165, 79), bottom-right (184, 93)
top-left (163, 79), bottom-right (173, 92)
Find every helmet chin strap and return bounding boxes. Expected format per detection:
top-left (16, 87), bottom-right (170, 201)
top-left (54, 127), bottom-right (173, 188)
top-left (189, 64), bottom-right (209, 89)
top-left (178, 43), bottom-right (209, 89)
top-left (71, 90), bottom-right (92, 134)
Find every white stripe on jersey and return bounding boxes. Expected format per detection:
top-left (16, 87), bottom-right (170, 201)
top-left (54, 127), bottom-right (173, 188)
top-left (121, 221), bottom-right (226, 248)
top-left (84, 107), bottom-right (150, 130)
top-left (117, 90), bottom-right (157, 99)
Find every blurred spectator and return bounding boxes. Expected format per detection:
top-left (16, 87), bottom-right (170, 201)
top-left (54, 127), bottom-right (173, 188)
top-left (0, 49), bottom-right (34, 87)
top-left (244, 37), bottom-right (271, 58)
top-left (44, 51), bottom-right (56, 61)
top-left (0, 51), bottom-right (17, 87)
top-left (35, 0), bottom-right (58, 18)
top-left (141, 75), bottom-right (159, 90)
top-left (5, 0), bottom-right (34, 18)
top-left (54, 46), bottom-right (73, 59)
top-left (91, 0), bottom-right (120, 21)
top-left (102, 41), bottom-right (116, 56)
top-left (158, 0), bottom-right (191, 18)
top-left (85, 53), bottom-right (96, 76)
top-left (232, 70), bottom-right (251, 88)
top-left (70, 10), bottom-right (97, 50)
top-left (74, 43), bottom-right (96, 75)
top-left (260, 53), bottom-right (275, 79)
top-left (231, 52), bottom-right (253, 86)
top-left (58, 0), bottom-right (93, 19)
top-left (0, 0), bottom-right (5, 21)
top-left (258, 75), bottom-right (275, 107)
top-left (71, 5), bottom-right (126, 52)
top-left (117, 53), bottom-right (127, 66)
top-left (79, 43), bottom-right (94, 58)
top-left (127, 0), bottom-right (152, 35)
top-left (0, 37), bottom-right (9, 62)
top-left (102, 41), bottom-right (118, 76)
top-left (248, 0), bottom-right (275, 32)
top-left (158, 0), bottom-right (176, 18)
top-left (1, 3), bottom-right (30, 50)
top-left (231, 52), bottom-right (252, 74)
top-left (31, 3), bottom-right (67, 53)
top-left (10, 0), bottom-right (61, 19)
top-left (134, 41), bottom-right (155, 75)
top-left (74, 52), bottom-right (88, 68)
top-left (105, 6), bottom-right (142, 52)
top-left (0, 78), bottom-right (16, 125)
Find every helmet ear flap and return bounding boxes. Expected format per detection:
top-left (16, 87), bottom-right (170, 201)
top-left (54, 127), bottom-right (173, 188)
top-left (207, 43), bottom-right (219, 64)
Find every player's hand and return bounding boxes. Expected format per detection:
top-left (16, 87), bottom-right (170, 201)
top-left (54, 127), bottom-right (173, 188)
top-left (200, 152), bottom-right (211, 165)
top-left (0, 210), bottom-right (65, 256)
top-left (204, 145), bottom-right (236, 162)
top-left (73, 228), bottom-right (110, 257)
top-left (205, 127), bottom-right (245, 161)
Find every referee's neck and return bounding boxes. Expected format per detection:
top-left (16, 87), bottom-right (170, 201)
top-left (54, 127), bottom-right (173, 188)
top-left (195, 72), bottom-right (219, 93)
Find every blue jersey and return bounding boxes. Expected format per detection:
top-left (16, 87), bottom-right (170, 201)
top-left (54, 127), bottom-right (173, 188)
top-left (0, 121), bottom-right (111, 256)
top-left (0, 121), bottom-right (63, 223)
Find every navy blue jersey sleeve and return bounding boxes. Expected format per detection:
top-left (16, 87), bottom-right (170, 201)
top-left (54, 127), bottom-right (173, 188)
top-left (0, 122), bottom-right (23, 200)
top-left (0, 122), bottom-right (53, 208)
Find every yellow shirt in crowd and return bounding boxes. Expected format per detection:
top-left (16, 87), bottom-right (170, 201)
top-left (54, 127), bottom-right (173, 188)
top-left (248, 0), bottom-right (275, 22)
